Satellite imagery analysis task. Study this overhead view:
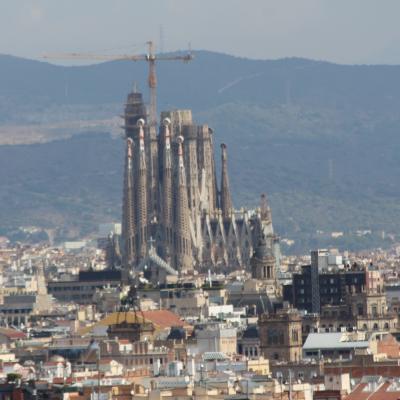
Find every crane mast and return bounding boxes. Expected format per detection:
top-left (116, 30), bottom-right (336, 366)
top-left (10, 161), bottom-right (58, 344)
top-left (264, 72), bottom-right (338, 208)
top-left (43, 41), bottom-right (193, 131)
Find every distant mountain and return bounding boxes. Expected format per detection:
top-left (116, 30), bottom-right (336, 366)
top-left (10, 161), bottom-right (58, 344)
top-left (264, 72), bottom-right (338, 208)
top-left (0, 134), bottom-right (123, 233)
top-left (3, 51), bottom-right (400, 112)
top-left (1, 51), bottom-right (400, 251)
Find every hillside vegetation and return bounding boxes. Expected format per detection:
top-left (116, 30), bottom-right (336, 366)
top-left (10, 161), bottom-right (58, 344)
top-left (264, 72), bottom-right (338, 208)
top-left (1, 52), bottom-right (400, 251)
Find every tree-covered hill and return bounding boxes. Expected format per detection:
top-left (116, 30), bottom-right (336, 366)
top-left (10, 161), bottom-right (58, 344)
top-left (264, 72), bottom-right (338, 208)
top-left (1, 51), bottom-right (400, 251)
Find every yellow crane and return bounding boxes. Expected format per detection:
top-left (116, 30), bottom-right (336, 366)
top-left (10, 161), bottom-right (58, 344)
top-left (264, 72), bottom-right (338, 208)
top-left (43, 41), bottom-right (193, 132)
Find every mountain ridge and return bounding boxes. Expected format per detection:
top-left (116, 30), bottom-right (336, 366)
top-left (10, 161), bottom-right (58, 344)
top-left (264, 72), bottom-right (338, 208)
top-left (0, 51), bottom-right (400, 252)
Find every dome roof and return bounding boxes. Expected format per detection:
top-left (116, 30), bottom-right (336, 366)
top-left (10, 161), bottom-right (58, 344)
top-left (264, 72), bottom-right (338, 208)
top-left (242, 325), bottom-right (259, 339)
top-left (50, 355), bottom-right (65, 363)
top-left (167, 327), bottom-right (186, 340)
top-left (253, 234), bottom-right (274, 260)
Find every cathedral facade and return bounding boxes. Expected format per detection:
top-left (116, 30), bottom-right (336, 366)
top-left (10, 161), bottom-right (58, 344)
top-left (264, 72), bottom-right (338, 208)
top-left (121, 89), bottom-right (281, 273)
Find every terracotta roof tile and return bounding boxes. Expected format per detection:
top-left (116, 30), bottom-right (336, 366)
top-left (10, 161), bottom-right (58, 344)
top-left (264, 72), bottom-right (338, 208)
top-left (142, 310), bottom-right (185, 328)
top-left (0, 328), bottom-right (26, 340)
top-left (78, 309), bottom-right (187, 335)
top-left (347, 381), bottom-right (400, 400)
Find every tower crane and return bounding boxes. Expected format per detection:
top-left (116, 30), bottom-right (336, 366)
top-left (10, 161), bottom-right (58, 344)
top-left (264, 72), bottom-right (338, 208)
top-left (43, 41), bottom-right (193, 132)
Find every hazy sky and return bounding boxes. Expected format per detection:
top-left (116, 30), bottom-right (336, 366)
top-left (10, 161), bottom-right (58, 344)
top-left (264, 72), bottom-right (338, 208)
top-left (1, 0), bottom-right (400, 65)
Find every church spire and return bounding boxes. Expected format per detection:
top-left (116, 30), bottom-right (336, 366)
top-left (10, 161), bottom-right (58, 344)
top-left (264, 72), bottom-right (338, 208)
top-left (122, 138), bottom-right (136, 269)
top-left (220, 143), bottom-right (233, 219)
top-left (174, 136), bottom-right (193, 272)
top-left (161, 118), bottom-right (173, 263)
top-left (136, 118), bottom-right (148, 261)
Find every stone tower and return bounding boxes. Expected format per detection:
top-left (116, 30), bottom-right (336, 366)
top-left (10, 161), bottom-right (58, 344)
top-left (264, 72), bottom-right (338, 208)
top-left (197, 126), bottom-right (218, 213)
top-left (183, 124), bottom-right (201, 248)
top-left (124, 90), bottom-right (147, 140)
top-left (173, 136), bottom-right (193, 272)
top-left (122, 90), bottom-right (150, 267)
top-left (251, 233), bottom-right (277, 296)
top-left (259, 305), bottom-right (302, 362)
top-left (220, 143), bottom-right (233, 219)
top-left (147, 118), bottom-right (159, 223)
top-left (350, 264), bottom-right (395, 331)
top-left (251, 234), bottom-right (276, 282)
top-left (160, 118), bottom-right (174, 264)
top-left (121, 138), bottom-right (136, 268)
top-left (260, 193), bottom-right (272, 223)
top-left (136, 119), bottom-right (149, 260)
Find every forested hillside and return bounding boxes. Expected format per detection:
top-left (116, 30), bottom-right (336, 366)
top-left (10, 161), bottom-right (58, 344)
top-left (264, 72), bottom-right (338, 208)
top-left (1, 52), bottom-right (400, 251)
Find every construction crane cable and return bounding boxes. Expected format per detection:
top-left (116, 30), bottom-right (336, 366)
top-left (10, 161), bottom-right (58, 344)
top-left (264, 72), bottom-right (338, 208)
top-left (42, 40), bottom-right (193, 131)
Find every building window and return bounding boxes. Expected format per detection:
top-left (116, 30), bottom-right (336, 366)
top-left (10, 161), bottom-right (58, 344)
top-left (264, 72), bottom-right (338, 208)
top-left (372, 305), bottom-right (378, 316)
top-left (357, 304), bottom-right (364, 316)
top-left (268, 329), bottom-right (281, 345)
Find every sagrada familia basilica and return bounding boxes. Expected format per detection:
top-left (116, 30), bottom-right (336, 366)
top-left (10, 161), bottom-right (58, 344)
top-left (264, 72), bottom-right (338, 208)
top-left (121, 89), bottom-right (281, 274)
